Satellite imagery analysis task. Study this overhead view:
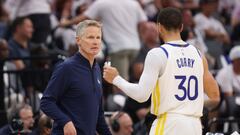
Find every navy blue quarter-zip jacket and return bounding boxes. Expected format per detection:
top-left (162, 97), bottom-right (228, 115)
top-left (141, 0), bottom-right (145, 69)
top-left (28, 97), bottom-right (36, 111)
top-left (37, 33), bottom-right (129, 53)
top-left (40, 52), bottom-right (111, 135)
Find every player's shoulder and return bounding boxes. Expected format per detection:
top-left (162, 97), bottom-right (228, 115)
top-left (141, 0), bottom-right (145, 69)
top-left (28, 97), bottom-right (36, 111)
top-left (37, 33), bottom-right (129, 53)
top-left (149, 47), bottom-right (164, 54)
top-left (187, 44), bottom-right (203, 57)
top-left (148, 46), bottom-right (168, 58)
top-left (160, 44), bottom-right (169, 48)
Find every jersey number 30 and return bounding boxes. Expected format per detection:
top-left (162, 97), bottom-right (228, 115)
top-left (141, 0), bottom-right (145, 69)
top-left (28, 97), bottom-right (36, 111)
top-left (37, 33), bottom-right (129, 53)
top-left (175, 75), bottom-right (198, 101)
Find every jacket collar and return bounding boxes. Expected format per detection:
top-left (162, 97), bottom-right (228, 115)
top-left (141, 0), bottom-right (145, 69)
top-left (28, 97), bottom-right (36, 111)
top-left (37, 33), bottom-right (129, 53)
top-left (75, 52), bottom-right (97, 68)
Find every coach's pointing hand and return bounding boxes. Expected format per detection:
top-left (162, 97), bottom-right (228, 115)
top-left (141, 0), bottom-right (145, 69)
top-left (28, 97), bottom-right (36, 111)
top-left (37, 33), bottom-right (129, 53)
top-left (103, 66), bottom-right (119, 84)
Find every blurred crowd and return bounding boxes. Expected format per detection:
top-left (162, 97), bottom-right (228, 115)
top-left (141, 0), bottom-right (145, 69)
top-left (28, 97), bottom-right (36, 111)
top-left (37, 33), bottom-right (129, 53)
top-left (0, 0), bottom-right (240, 134)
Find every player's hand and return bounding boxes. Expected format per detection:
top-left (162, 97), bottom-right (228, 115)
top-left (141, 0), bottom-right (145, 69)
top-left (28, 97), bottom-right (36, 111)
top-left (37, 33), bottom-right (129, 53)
top-left (64, 121), bottom-right (77, 135)
top-left (103, 65), bottom-right (119, 84)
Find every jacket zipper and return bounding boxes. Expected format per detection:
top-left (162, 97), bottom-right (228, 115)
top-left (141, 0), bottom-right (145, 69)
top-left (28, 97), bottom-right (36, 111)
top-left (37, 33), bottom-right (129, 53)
top-left (91, 68), bottom-right (96, 92)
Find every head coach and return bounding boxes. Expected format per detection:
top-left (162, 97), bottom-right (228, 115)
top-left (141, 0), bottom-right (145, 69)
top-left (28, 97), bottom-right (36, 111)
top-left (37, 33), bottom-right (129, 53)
top-left (40, 20), bottom-right (111, 135)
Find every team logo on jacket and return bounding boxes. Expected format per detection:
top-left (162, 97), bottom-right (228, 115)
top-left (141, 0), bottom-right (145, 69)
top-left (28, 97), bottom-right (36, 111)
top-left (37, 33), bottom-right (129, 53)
top-left (97, 79), bottom-right (101, 84)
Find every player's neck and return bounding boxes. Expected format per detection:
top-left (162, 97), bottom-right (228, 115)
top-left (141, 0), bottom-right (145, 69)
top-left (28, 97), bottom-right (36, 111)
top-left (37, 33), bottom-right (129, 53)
top-left (163, 32), bottom-right (182, 43)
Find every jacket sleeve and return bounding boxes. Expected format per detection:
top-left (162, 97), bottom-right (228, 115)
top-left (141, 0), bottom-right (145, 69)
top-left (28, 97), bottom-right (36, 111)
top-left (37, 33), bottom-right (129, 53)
top-left (40, 63), bottom-right (71, 127)
top-left (96, 97), bottom-right (112, 135)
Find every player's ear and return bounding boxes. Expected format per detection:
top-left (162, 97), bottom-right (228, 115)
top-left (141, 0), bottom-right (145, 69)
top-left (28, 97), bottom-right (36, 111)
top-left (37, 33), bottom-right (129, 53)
top-left (179, 24), bottom-right (184, 32)
top-left (157, 23), bottom-right (161, 33)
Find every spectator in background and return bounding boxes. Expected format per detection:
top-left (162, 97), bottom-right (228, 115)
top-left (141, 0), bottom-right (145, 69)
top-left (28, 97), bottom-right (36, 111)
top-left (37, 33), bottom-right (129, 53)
top-left (215, 45), bottom-right (240, 128)
top-left (160, 0), bottom-right (183, 8)
top-left (138, 0), bottom-right (159, 20)
top-left (54, 0), bottom-right (73, 21)
top-left (150, 0), bottom-right (183, 22)
top-left (0, 104), bottom-right (35, 135)
top-left (0, 39), bottom-right (25, 120)
top-left (182, 9), bottom-right (207, 53)
top-left (109, 111), bottom-right (133, 135)
top-left (61, 0), bottom-right (147, 81)
top-left (179, 0), bottom-right (200, 11)
top-left (0, 1), bottom-right (9, 38)
top-left (218, 0), bottom-right (238, 26)
top-left (4, 0), bottom-right (51, 45)
top-left (0, 39), bottom-right (9, 60)
top-left (135, 22), bottom-right (159, 65)
top-left (216, 45), bottom-right (240, 97)
top-left (18, 104), bottom-right (35, 133)
top-left (4, 93), bottom-right (24, 121)
top-left (8, 17), bottom-right (33, 70)
top-left (53, 0), bottom-right (78, 51)
top-left (0, 39), bottom-right (10, 125)
top-left (154, 0), bottom-right (184, 9)
top-left (30, 46), bottom-right (50, 71)
top-left (30, 114), bottom-right (53, 135)
top-left (30, 45), bottom-right (51, 92)
top-left (181, 9), bottom-right (216, 67)
top-left (231, 2), bottom-right (240, 28)
top-left (194, 0), bottom-right (230, 69)
top-left (8, 17), bottom-right (34, 103)
top-left (72, 1), bottom-right (89, 17)
top-left (27, 45), bottom-right (51, 113)
top-left (38, 114), bottom-right (53, 135)
top-left (231, 3), bottom-right (240, 44)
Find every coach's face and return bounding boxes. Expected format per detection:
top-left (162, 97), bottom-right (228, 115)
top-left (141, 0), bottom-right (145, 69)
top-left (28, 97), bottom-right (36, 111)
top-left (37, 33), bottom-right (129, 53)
top-left (76, 26), bottom-right (102, 59)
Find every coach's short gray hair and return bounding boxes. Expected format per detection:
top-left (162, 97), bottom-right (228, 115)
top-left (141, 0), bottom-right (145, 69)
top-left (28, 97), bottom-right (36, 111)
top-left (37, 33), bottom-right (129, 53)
top-left (76, 20), bottom-right (102, 37)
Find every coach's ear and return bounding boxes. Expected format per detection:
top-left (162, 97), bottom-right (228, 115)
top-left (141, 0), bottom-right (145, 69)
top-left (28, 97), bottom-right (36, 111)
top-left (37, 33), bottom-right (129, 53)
top-left (76, 36), bottom-right (80, 42)
top-left (76, 36), bottom-right (82, 46)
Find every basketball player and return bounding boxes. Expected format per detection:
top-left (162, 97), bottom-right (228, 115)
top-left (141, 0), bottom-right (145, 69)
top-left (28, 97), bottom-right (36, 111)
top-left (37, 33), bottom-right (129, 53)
top-left (103, 7), bottom-right (220, 135)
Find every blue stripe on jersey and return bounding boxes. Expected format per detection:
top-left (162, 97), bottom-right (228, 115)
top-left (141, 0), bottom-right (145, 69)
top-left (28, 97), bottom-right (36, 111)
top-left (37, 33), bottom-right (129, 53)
top-left (196, 48), bottom-right (202, 58)
top-left (191, 46), bottom-right (202, 58)
top-left (159, 46), bottom-right (168, 58)
top-left (166, 43), bottom-right (189, 47)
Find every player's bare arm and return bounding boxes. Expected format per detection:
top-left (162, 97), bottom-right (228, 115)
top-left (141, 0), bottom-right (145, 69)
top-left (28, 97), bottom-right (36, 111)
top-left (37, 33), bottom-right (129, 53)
top-left (202, 55), bottom-right (220, 109)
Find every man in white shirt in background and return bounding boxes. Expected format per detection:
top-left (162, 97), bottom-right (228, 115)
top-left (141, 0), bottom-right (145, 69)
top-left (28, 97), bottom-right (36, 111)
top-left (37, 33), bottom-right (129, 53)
top-left (194, 0), bottom-right (230, 69)
top-left (216, 46), bottom-right (240, 97)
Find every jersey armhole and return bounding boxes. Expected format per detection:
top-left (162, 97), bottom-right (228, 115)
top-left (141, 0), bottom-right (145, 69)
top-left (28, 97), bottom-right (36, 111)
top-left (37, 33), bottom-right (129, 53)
top-left (193, 46), bottom-right (202, 58)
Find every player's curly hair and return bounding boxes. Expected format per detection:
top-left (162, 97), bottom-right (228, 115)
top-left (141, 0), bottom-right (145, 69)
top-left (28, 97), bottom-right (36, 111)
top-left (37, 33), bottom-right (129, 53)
top-left (157, 7), bottom-right (182, 31)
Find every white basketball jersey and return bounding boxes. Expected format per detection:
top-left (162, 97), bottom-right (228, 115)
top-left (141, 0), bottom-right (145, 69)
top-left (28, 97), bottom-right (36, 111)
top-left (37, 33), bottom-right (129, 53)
top-left (151, 43), bottom-right (204, 117)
